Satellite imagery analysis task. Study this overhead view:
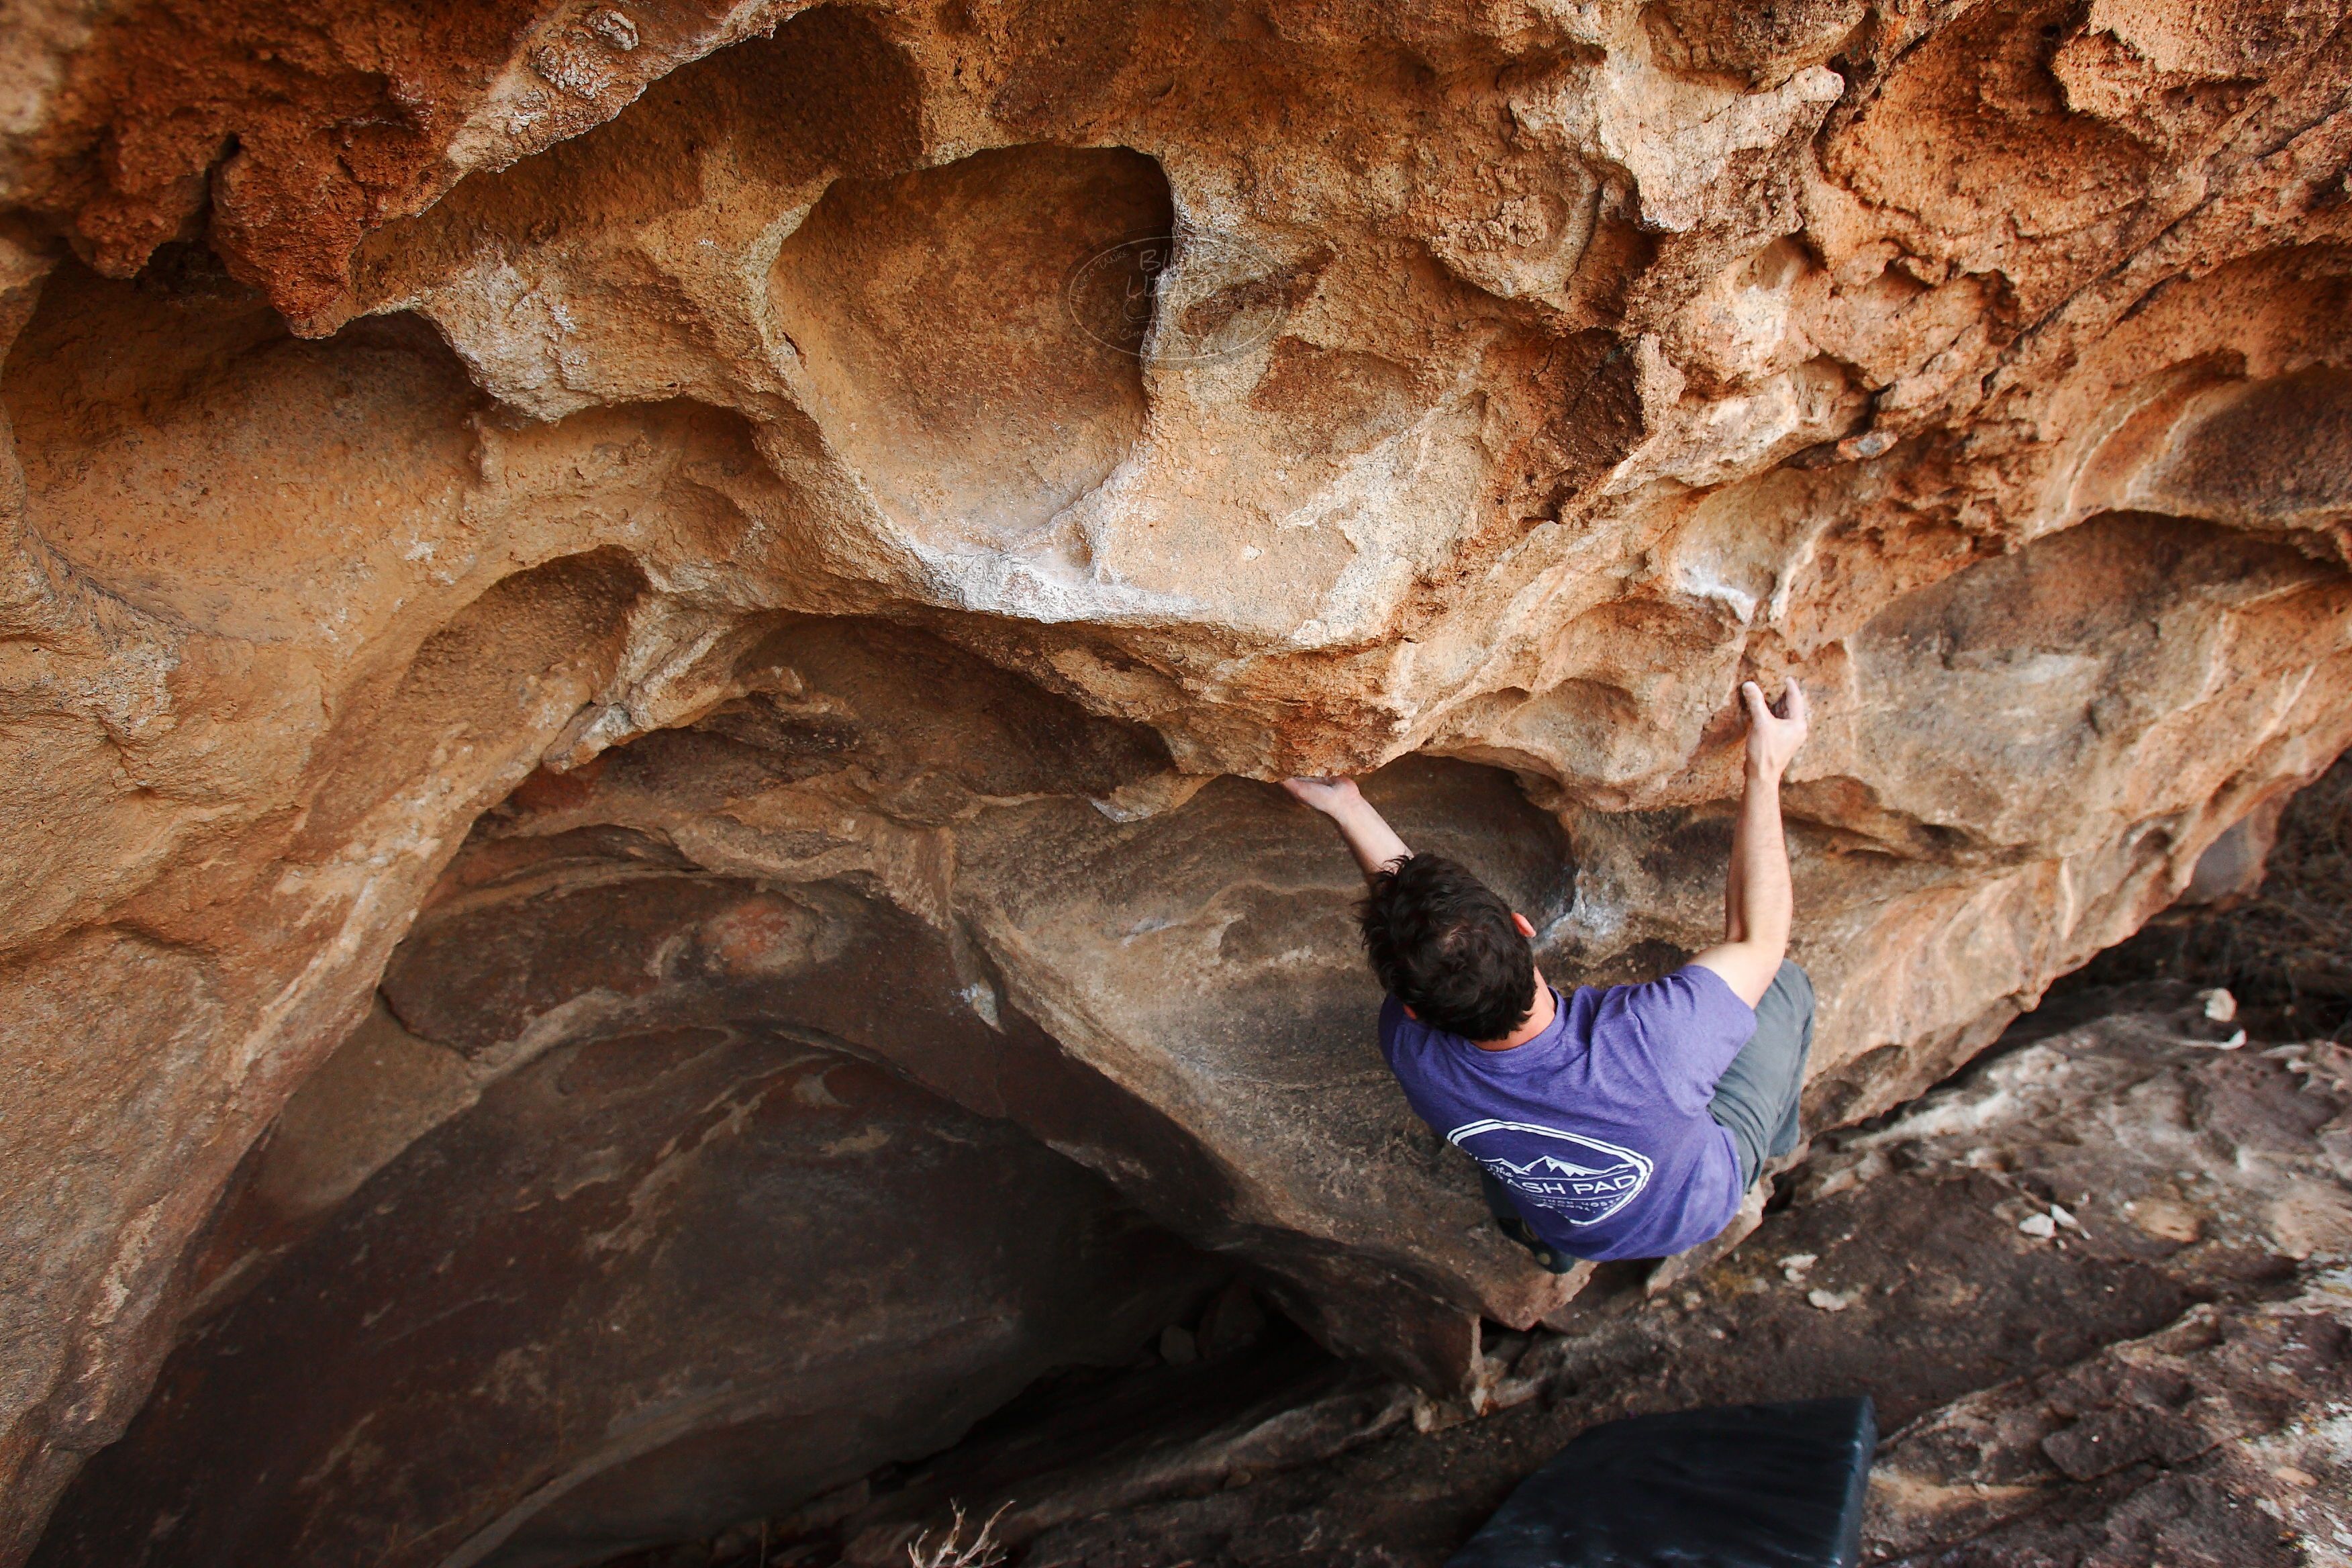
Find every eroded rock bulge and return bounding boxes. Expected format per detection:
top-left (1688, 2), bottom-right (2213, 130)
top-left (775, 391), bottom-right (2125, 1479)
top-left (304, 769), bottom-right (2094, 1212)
top-left (2, 0), bottom-right (2351, 1559)
top-left (36, 1002), bottom-right (1219, 1568)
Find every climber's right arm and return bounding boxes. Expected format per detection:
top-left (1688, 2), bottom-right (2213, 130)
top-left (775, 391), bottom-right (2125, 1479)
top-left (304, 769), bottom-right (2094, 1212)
top-left (1281, 777), bottom-right (1412, 883)
top-left (1692, 679), bottom-right (1808, 1008)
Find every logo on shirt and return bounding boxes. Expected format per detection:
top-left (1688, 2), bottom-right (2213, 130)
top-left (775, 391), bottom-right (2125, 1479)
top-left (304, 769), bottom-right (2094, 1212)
top-left (1447, 1119), bottom-right (1655, 1225)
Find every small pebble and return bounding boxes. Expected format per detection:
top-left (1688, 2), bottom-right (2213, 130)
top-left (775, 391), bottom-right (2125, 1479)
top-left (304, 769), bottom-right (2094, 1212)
top-left (2200, 988), bottom-right (2239, 1023)
top-left (1807, 1287), bottom-right (1855, 1312)
top-left (2018, 1212), bottom-right (2058, 1239)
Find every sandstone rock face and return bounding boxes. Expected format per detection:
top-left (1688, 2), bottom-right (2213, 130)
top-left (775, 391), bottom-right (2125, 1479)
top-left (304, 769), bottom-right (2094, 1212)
top-left (1, 0), bottom-right (2350, 1559)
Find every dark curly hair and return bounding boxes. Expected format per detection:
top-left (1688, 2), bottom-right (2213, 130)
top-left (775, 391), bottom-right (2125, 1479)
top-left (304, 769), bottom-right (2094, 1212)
top-left (1360, 852), bottom-right (1536, 1041)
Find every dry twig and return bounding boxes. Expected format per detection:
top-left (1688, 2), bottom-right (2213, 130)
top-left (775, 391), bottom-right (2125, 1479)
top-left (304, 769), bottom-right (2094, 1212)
top-left (905, 1502), bottom-right (1012, 1568)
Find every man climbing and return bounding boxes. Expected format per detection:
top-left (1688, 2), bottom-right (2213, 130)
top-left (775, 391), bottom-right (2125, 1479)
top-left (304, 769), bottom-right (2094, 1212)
top-left (1283, 679), bottom-right (1813, 1271)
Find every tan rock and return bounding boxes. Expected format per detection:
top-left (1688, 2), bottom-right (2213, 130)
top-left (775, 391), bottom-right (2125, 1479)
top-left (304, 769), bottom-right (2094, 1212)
top-left (0, 0), bottom-right (2349, 1558)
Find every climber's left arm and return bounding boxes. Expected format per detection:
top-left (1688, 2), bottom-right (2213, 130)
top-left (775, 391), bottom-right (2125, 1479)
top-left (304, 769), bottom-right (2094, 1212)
top-left (1691, 679), bottom-right (1808, 1007)
top-left (1281, 777), bottom-right (1413, 883)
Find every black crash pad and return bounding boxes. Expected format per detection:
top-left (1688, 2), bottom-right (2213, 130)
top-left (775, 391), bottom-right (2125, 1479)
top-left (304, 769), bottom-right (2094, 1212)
top-left (1446, 1396), bottom-right (1877, 1568)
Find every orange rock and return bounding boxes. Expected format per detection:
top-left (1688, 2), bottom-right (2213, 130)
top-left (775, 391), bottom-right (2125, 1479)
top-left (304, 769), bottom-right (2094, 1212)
top-left (0, 0), bottom-right (2348, 1557)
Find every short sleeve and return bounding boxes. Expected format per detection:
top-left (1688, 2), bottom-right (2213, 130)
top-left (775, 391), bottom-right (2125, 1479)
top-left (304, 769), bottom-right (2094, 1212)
top-left (1608, 965), bottom-right (1758, 1108)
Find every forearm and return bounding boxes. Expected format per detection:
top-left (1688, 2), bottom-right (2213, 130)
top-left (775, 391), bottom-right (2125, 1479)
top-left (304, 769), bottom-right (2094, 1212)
top-left (1723, 805), bottom-right (1748, 942)
top-left (1725, 765), bottom-right (1790, 957)
top-left (1325, 795), bottom-right (1412, 881)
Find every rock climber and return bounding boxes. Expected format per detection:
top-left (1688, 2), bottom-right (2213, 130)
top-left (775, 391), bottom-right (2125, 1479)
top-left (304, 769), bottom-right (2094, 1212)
top-left (1283, 679), bottom-right (1814, 1271)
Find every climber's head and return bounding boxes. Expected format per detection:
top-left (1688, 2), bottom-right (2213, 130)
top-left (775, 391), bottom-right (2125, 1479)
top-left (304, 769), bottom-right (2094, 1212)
top-left (1359, 852), bottom-right (1539, 1042)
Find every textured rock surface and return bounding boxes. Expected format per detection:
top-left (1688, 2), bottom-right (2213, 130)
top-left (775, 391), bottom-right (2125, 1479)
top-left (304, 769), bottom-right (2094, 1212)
top-left (727, 985), bottom-right (2352, 1568)
top-left (1866, 1293), bottom-right (2352, 1567)
top-left (34, 1026), bottom-right (1217, 1568)
top-left (2, 0), bottom-right (2351, 1559)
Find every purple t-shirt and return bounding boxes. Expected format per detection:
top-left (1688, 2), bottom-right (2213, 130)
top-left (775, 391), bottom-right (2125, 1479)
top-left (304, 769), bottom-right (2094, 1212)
top-left (1379, 966), bottom-right (1757, 1262)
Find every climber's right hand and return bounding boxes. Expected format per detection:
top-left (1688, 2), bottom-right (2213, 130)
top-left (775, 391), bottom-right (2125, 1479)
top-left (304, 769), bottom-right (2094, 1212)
top-left (1741, 678), bottom-right (1809, 782)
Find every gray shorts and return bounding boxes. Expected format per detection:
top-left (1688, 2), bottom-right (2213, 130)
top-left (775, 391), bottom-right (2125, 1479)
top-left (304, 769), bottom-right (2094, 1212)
top-left (1706, 959), bottom-right (1816, 1189)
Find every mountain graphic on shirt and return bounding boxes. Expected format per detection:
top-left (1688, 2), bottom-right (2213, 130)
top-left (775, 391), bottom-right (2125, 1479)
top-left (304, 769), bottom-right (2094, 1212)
top-left (1489, 1154), bottom-right (1614, 1179)
top-left (1447, 1118), bottom-right (1656, 1226)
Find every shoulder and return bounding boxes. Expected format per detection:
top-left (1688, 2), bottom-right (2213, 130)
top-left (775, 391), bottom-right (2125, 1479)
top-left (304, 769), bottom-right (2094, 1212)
top-left (1663, 963), bottom-right (1756, 1014)
top-left (1601, 965), bottom-right (1756, 1040)
top-left (1377, 995), bottom-right (1459, 1101)
top-left (1377, 993), bottom-right (1418, 1056)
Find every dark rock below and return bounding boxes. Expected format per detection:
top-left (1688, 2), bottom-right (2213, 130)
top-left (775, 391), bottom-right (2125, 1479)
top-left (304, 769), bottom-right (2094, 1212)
top-left (32, 1028), bottom-right (1216, 1568)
